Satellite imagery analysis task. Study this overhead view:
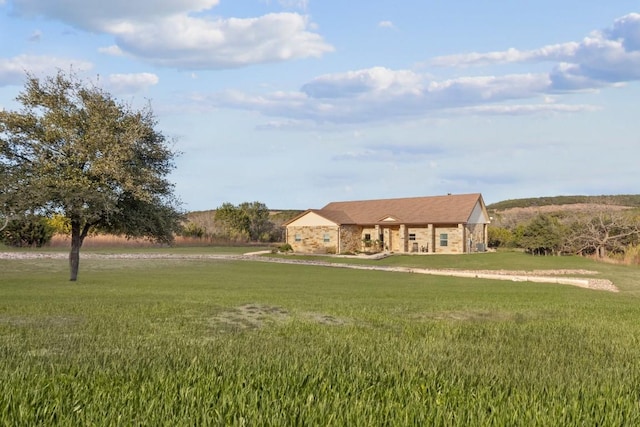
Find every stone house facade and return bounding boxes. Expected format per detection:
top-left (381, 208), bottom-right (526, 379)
top-left (284, 193), bottom-right (490, 255)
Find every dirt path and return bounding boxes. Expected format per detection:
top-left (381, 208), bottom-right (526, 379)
top-left (0, 251), bottom-right (618, 292)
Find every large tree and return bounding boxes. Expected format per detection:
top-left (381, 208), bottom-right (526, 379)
top-left (564, 210), bottom-right (640, 258)
top-left (215, 201), bottom-right (273, 241)
top-left (0, 71), bottom-right (183, 280)
top-left (519, 214), bottom-right (566, 255)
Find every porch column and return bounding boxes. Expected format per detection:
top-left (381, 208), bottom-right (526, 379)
top-left (427, 224), bottom-right (434, 253)
top-left (484, 224), bottom-right (488, 250)
top-left (399, 224), bottom-right (407, 253)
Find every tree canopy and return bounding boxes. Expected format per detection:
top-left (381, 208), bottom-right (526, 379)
top-left (214, 201), bottom-right (273, 242)
top-left (0, 71), bottom-right (183, 280)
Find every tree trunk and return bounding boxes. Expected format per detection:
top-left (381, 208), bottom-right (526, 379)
top-left (69, 219), bottom-right (93, 281)
top-left (69, 221), bottom-right (82, 281)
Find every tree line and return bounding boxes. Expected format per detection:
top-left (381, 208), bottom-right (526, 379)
top-left (181, 202), bottom-right (300, 244)
top-left (489, 209), bottom-right (640, 263)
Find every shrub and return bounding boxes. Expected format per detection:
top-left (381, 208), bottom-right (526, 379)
top-left (181, 222), bottom-right (206, 239)
top-left (1, 215), bottom-right (54, 247)
top-left (276, 243), bottom-right (293, 253)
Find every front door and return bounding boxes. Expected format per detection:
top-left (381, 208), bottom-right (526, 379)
top-left (382, 227), bottom-right (401, 252)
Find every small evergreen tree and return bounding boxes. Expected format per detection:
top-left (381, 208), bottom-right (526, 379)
top-left (1, 215), bottom-right (54, 247)
top-left (519, 214), bottom-right (565, 255)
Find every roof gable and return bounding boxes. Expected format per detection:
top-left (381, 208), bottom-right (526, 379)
top-left (284, 210), bottom-right (340, 227)
top-left (318, 193), bottom-right (487, 225)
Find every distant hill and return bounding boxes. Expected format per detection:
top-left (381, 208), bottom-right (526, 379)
top-left (487, 195), bottom-right (640, 228)
top-left (487, 195), bottom-right (640, 211)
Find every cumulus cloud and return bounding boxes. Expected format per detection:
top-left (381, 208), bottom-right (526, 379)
top-left (106, 72), bottom-right (159, 94)
top-left (112, 13), bottom-right (333, 69)
top-left (301, 67), bottom-right (424, 98)
top-left (208, 69), bottom-right (553, 124)
top-left (605, 12), bottom-right (640, 51)
top-left (430, 13), bottom-right (640, 91)
top-left (0, 55), bottom-right (92, 87)
top-left (10, 0), bottom-right (332, 70)
top-left (206, 13), bottom-right (640, 125)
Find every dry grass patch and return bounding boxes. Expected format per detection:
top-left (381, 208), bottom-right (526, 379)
top-left (302, 312), bottom-right (352, 326)
top-left (209, 304), bottom-right (353, 331)
top-left (210, 304), bottom-right (291, 331)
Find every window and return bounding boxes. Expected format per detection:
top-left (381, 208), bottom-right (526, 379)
top-left (440, 233), bottom-right (448, 247)
top-left (323, 233), bottom-right (330, 243)
top-left (409, 233), bottom-right (416, 241)
top-left (295, 234), bottom-right (302, 242)
top-left (364, 233), bottom-right (371, 241)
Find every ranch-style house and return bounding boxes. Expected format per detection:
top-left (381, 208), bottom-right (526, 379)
top-left (284, 193), bottom-right (490, 255)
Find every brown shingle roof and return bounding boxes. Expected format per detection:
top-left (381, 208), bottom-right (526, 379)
top-left (320, 193), bottom-right (484, 225)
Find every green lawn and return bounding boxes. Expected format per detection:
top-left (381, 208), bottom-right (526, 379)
top-left (1, 251), bottom-right (639, 425)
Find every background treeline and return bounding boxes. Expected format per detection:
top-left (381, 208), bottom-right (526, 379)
top-left (181, 202), bottom-right (302, 244)
top-left (488, 194), bottom-right (640, 210)
top-left (4, 196), bottom-right (639, 266)
top-left (0, 203), bottom-right (302, 247)
top-left (487, 196), bottom-right (640, 265)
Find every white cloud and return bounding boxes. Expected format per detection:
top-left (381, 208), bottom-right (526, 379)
top-left (378, 21), bottom-right (395, 29)
top-left (430, 13), bottom-right (640, 90)
top-left (430, 44), bottom-right (579, 67)
top-left (204, 13), bottom-right (640, 124)
top-left (10, 0), bottom-right (332, 70)
top-left (0, 55), bottom-right (93, 86)
top-left (208, 69), bottom-right (554, 124)
top-left (106, 72), bottom-right (159, 94)
top-left (259, 0), bottom-right (308, 10)
top-left (11, 0), bottom-right (220, 30)
top-left (302, 67), bottom-right (424, 98)
top-left (454, 103), bottom-right (600, 116)
top-left (112, 13), bottom-right (333, 70)
top-left (271, 0), bottom-right (309, 10)
top-left (605, 12), bottom-right (640, 51)
top-left (98, 45), bottom-right (124, 56)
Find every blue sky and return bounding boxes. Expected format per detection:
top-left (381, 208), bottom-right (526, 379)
top-left (1, 1), bottom-right (639, 211)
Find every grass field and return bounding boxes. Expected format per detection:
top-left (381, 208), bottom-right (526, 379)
top-left (1, 249), bottom-right (639, 425)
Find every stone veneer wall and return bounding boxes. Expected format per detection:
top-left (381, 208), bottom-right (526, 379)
top-left (406, 226), bottom-right (432, 252)
top-left (339, 225), bottom-right (362, 254)
top-left (433, 225), bottom-right (464, 253)
top-left (287, 226), bottom-right (339, 254)
top-left (288, 222), bottom-right (482, 254)
top-left (466, 223), bottom-right (486, 251)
